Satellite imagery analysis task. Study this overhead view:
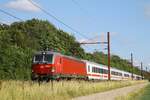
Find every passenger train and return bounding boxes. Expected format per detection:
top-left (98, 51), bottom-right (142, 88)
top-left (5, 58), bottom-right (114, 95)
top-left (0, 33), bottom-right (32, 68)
top-left (31, 51), bottom-right (142, 81)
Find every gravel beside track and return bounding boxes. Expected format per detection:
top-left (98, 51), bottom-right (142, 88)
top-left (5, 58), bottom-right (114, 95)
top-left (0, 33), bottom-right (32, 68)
top-left (73, 83), bottom-right (148, 100)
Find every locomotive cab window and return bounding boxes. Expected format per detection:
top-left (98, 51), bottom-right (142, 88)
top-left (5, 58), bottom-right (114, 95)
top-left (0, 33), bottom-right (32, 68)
top-left (34, 54), bottom-right (43, 62)
top-left (44, 54), bottom-right (53, 63)
top-left (33, 54), bottom-right (53, 63)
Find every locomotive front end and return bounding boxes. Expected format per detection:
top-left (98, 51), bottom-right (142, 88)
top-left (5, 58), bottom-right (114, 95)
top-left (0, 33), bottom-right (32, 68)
top-left (31, 51), bottom-right (55, 81)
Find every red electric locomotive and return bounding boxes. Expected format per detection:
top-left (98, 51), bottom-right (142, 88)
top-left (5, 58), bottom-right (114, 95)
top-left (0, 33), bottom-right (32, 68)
top-left (31, 51), bottom-right (87, 81)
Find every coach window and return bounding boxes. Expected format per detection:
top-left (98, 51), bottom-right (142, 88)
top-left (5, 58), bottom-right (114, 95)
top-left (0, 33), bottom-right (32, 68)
top-left (127, 74), bottom-right (129, 77)
top-left (124, 74), bottom-right (129, 77)
top-left (124, 74), bottom-right (126, 77)
top-left (93, 67), bottom-right (97, 73)
top-left (98, 68), bottom-right (100, 73)
top-left (116, 72), bottom-right (119, 76)
top-left (94, 67), bottom-right (96, 73)
top-left (100, 68), bottom-right (103, 73)
top-left (104, 69), bottom-right (106, 74)
top-left (96, 68), bottom-right (98, 73)
top-left (106, 70), bottom-right (108, 74)
top-left (103, 69), bottom-right (105, 74)
top-left (96, 67), bottom-right (98, 73)
top-left (97, 68), bottom-right (99, 73)
top-left (95, 68), bottom-right (97, 73)
top-left (88, 65), bottom-right (90, 72)
top-left (120, 73), bottom-right (122, 76)
top-left (118, 72), bottom-right (120, 76)
top-left (118, 73), bottom-right (122, 76)
top-left (92, 67), bottom-right (94, 73)
top-left (115, 72), bottom-right (118, 76)
top-left (111, 71), bottom-right (115, 75)
top-left (103, 69), bottom-right (108, 74)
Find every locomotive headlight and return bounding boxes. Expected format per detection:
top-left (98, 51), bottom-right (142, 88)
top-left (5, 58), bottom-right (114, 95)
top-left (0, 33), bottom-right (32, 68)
top-left (51, 67), bottom-right (55, 72)
top-left (45, 65), bottom-right (49, 68)
top-left (40, 66), bottom-right (44, 68)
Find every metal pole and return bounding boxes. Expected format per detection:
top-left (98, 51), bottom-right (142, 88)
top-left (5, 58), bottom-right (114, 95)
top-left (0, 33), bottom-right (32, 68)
top-left (146, 67), bottom-right (148, 72)
top-left (131, 53), bottom-right (133, 80)
top-left (141, 62), bottom-right (143, 80)
top-left (107, 32), bottom-right (111, 80)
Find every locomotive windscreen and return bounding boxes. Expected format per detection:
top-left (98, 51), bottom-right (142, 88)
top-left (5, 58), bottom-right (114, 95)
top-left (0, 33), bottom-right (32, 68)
top-left (33, 54), bottom-right (53, 63)
top-left (44, 54), bottom-right (53, 63)
top-left (34, 54), bottom-right (43, 62)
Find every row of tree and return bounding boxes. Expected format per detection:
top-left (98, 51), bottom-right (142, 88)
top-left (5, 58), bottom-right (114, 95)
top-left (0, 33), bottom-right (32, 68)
top-left (0, 19), bottom-right (149, 80)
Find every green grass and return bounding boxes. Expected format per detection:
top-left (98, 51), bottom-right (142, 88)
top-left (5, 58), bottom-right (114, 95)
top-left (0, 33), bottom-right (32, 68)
top-left (0, 80), bottom-right (147, 100)
top-left (137, 84), bottom-right (150, 100)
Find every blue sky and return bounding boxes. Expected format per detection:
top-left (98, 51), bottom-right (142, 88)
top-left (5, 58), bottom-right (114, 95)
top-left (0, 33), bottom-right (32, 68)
top-left (0, 0), bottom-right (150, 70)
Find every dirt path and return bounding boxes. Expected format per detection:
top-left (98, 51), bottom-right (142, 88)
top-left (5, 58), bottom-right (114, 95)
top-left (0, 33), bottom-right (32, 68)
top-left (72, 83), bottom-right (148, 100)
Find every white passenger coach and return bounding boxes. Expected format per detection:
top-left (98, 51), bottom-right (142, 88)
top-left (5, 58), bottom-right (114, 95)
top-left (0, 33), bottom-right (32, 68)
top-left (83, 60), bottom-right (142, 80)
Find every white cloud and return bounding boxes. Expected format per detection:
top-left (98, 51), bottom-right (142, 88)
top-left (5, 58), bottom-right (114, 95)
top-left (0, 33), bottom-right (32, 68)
top-left (78, 32), bottom-right (118, 44)
top-left (148, 63), bottom-right (150, 66)
top-left (78, 36), bottom-right (99, 43)
top-left (5, 0), bottom-right (41, 12)
top-left (133, 60), bottom-right (140, 67)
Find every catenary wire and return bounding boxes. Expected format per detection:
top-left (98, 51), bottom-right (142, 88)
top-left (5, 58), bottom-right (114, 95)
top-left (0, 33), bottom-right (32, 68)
top-left (0, 9), bottom-right (23, 21)
top-left (28, 0), bottom-right (90, 39)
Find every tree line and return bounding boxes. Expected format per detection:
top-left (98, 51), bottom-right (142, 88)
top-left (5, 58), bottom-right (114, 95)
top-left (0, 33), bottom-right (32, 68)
top-left (0, 19), bottom-right (149, 80)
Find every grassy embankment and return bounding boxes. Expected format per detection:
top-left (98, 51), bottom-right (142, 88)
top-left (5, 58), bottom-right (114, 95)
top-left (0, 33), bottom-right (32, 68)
top-left (0, 80), bottom-right (147, 100)
top-left (116, 81), bottom-right (149, 100)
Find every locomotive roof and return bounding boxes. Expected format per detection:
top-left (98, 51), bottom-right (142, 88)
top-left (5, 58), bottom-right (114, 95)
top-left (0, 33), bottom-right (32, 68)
top-left (34, 51), bottom-right (83, 62)
top-left (34, 51), bottom-right (61, 55)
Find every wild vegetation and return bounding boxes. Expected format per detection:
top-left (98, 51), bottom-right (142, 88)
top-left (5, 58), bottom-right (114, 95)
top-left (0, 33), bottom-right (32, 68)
top-left (137, 83), bottom-right (150, 100)
top-left (0, 80), bottom-right (147, 100)
top-left (116, 83), bottom-right (150, 100)
top-left (0, 19), bottom-right (149, 80)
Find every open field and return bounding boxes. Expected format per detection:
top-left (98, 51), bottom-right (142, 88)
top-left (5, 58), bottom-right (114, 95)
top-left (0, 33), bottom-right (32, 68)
top-left (0, 80), bottom-right (147, 100)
